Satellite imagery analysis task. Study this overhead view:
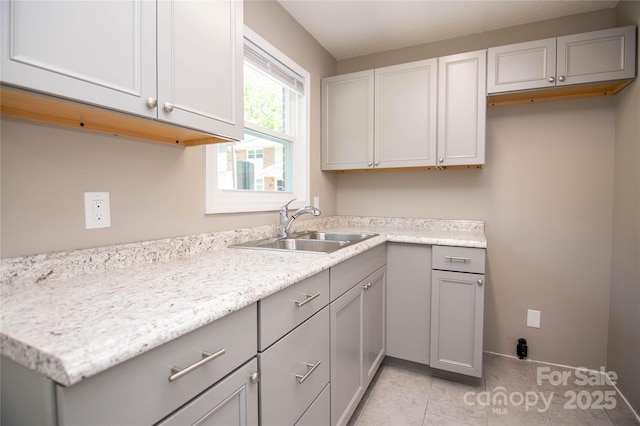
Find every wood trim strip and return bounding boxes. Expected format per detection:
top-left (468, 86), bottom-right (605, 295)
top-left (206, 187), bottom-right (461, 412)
top-left (0, 86), bottom-right (230, 147)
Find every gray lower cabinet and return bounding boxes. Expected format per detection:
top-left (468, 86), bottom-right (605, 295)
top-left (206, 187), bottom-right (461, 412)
top-left (386, 243), bottom-right (432, 365)
top-left (430, 246), bottom-right (486, 377)
top-left (330, 244), bottom-right (387, 426)
top-left (156, 358), bottom-right (258, 426)
top-left (259, 307), bottom-right (330, 426)
top-left (257, 270), bottom-right (330, 426)
top-left (295, 383), bottom-right (330, 426)
top-left (1, 303), bottom-right (258, 426)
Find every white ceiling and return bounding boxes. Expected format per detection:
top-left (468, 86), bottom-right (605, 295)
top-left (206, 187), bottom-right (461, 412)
top-left (277, 0), bottom-right (619, 60)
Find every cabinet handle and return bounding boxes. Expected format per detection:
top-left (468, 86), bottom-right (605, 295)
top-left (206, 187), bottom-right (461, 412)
top-left (164, 102), bottom-right (174, 112)
top-left (368, 162), bottom-right (373, 167)
top-left (444, 256), bottom-right (471, 262)
top-left (250, 371), bottom-right (260, 384)
top-left (439, 157), bottom-right (444, 163)
top-left (477, 279), bottom-right (484, 286)
top-left (361, 282), bottom-right (372, 290)
top-left (295, 361), bottom-right (321, 384)
top-left (548, 76), bottom-right (555, 83)
top-left (146, 97), bottom-right (157, 108)
top-left (295, 292), bottom-right (320, 307)
top-left (558, 76), bottom-right (566, 82)
top-left (374, 161), bottom-right (379, 166)
top-left (169, 348), bottom-right (226, 382)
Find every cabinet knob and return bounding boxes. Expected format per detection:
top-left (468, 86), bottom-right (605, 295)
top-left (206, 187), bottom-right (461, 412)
top-left (164, 102), bottom-right (175, 112)
top-left (146, 97), bottom-right (157, 108)
top-left (368, 162), bottom-right (373, 167)
top-left (361, 283), bottom-right (372, 290)
top-left (548, 76), bottom-right (555, 83)
top-left (439, 157), bottom-right (444, 163)
top-left (374, 161), bottom-right (379, 166)
top-left (477, 279), bottom-right (484, 286)
top-left (558, 76), bottom-right (566, 82)
top-left (250, 371), bottom-right (260, 384)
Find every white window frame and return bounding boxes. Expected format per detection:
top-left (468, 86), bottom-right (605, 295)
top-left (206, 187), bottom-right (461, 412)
top-left (205, 26), bottom-right (310, 214)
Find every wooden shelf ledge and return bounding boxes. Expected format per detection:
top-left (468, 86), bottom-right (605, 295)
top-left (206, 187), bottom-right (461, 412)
top-left (487, 79), bottom-right (632, 107)
top-left (0, 86), bottom-right (232, 147)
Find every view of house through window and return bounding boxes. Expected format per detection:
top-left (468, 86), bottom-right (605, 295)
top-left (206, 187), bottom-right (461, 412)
top-left (216, 45), bottom-right (301, 193)
top-left (205, 28), bottom-right (309, 214)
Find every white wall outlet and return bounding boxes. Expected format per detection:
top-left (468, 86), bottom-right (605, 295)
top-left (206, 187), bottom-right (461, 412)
top-left (313, 196), bottom-right (320, 210)
top-left (84, 192), bottom-right (111, 229)
top-left (527, 309), bottom-right (541, 328)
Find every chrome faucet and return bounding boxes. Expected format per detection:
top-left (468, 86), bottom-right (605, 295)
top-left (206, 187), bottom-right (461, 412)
top-left (279, 198), bottom-right (321, 238)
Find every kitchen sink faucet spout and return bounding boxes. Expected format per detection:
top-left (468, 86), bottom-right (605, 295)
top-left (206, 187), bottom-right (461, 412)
top-left (279, 198), bottom-right (321, 238)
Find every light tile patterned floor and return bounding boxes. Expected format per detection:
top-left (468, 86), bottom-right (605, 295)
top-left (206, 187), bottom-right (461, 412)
top-left (348, 354), bottom-right (640, 426)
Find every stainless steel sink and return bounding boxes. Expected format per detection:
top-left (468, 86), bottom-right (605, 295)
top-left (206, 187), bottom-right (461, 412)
top-left (230, 231), bottom-right (378, 254)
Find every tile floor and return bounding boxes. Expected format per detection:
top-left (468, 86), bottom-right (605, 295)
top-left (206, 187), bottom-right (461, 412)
top-left (348, 354), bottom-right (640, 426)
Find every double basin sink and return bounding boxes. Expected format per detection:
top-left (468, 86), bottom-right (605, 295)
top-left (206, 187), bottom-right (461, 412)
top-left (230, 231), bottom-right (378, 254)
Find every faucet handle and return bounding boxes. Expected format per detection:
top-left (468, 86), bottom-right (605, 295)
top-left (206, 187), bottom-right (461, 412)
top-left (281, 198), bottom-right (296, 211)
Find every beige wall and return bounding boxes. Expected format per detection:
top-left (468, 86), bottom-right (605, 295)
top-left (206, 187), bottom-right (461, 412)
top-left (608, 1), bottom-right (640, 413)
top-left (0, 0), bottom-right (338, 258)
top-left (335, 10), bottom-right (620, 370)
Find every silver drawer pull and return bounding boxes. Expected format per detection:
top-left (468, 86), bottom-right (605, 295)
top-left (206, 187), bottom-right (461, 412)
top-left (295, 292), bottom-right (320, 307)
top-left (169, 348), bottom-right (226, 382)
top-left (295, 361), bottom-right (321, 384)
top-left (444, 256), bottom-right (471, 262)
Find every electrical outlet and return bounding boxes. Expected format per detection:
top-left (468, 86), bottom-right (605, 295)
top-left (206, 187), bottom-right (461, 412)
top-left (84, 192), bottom-right (111, 229)
top-left (527, 309), bottom-right (541, 328)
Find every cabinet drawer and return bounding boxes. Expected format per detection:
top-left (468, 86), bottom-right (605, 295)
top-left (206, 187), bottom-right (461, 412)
top-left (259, 270), bottom-right (329, 351)
top-left (56, 304), bottom-right (257, 425)
top-left (295, 383), bottom-right (330, 426)
top-left (432, 246), bottom-right (485, 274)
top-left (330, 244), bottom-right (386, 301)
top-left (260, 307), bottom-right (330, 426)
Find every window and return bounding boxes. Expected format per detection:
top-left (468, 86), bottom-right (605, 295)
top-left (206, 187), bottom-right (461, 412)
top-left (205, 27), bottom-right (310, 214)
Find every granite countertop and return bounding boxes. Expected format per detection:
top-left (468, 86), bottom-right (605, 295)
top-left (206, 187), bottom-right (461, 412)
top-left (0, 216), bottom-right (486, 387)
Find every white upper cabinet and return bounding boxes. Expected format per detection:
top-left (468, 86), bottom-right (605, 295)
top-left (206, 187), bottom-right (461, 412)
top-left (1, 0), bottom-right (243, 141)
top-left (0, 0), bottom-right (157, 118)
top-left (374, 59), bottom-right (438, 169)
top-left (322, 54), bottom-right (482, 171)
top-left (487, 38), bottom-right (556, 93)
top-left (322, 70), bottom-right (374, 170)
top-left (488, 26), bottom-right (636, 94)
top-left (437, 50), bottom-right (486, 167)
top-left (556, 26), bottom-right (636, 86)
top-left (157, 0), bottom-right (243, 140)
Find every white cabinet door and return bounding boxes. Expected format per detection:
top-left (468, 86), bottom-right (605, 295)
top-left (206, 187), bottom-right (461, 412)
top-left (363, 267), bottom-right (386, 387)
top-left (386, 243), bottom-right (432, 365)
top-left (437, 50), bottom-right (486, 167)
top-left (0, 0), bottom-right (157, 118)
top-left (430, 270), bottom-right (485, 378)
top-left (374, 59), bottom-right (437, 168)
top-left (330, 283), bottom-right (365, 426)
top-left (322, 70), bottom-right (374, 170)
top-left (157, 358), bottom-right (259, 426)
top-left (557, 26), bottom-right (636, 86)
top-left (487, 38), bottom-right (557, 93)
top-left (157, 0), bottom-right (243, 140)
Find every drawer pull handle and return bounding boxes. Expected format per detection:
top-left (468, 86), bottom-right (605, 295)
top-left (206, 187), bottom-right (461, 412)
top-left (295, 361), bottom-right (321, 384)
top-left (169, 348), bottom-right (226, 382)
top-left (444, 256), bottom-right (471, 262)
top-left (295, 292), bottom-right (320, 307)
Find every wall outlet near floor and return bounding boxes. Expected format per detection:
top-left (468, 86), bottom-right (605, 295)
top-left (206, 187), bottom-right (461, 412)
top-left (527, 309), bottom-right (541, 328)
top-left (84, 192), bottom-right (111, 229)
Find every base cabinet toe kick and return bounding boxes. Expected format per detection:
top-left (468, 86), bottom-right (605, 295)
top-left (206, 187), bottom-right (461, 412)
top-left (1, 241), bottom-right (487, 425)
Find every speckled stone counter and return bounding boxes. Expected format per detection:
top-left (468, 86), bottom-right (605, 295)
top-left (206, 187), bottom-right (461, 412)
top-left (0, 216), bottom-right (485, 386)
